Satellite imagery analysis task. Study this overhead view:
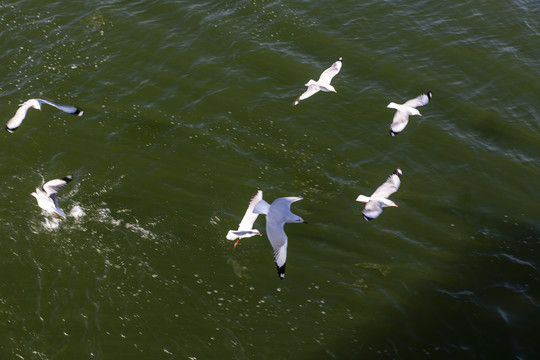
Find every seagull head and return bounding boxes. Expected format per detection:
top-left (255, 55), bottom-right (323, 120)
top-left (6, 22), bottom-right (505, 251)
top-left (320, 84), bottom-right (337, 93)
top-left (290, 215), bottom-right (306, 224)
top-left (381, 199), bottom-right (398, 208)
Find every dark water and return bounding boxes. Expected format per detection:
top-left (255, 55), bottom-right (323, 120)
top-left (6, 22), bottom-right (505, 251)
top-left (1, 0), bottom-right (539, 359)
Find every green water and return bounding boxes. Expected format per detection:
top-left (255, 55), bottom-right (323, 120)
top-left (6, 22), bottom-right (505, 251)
top-left (1, 0), bottom-right (539, 359)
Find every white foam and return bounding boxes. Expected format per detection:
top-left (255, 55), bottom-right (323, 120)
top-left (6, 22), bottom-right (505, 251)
top-left (69, 204), bottom-right (86, 219)
top-left (42, 217), bottom-right (61, 230)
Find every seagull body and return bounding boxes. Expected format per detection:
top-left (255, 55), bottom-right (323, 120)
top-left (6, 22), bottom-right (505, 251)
top-left (253, 196), bottom-right (305, 279)
top-left (356, 169), bottom-right (402, 221)
top-left (387, 91), bottom-right (432, 136)
top-left (5, 98), bottom-right (84, 133)
top-left (31, 175), bottom-right (73, 217)
top-left (226, 190), bottom-right (263, 246)
top-left (294, 57), bottom-right (342, 105)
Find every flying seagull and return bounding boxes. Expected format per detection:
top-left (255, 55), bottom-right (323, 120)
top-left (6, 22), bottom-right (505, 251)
top-left (387, 91), bottom-right (432, 136)
top-left (226, 190), bottom-right (263, 247)
top-left (254, 196), bottom-right (305, 279)
top-left (31, 175), bottom-right (73, 217)
top-left (294, 57), bottom-right (342, 105)
top-left (356, 169), bottom-right (402, 221)
top-left (5, 98), bottom-right (84, 133)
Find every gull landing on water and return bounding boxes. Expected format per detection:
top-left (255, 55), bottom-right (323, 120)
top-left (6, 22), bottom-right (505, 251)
top-left (356, 169), bottom-right (402, 221)
top-left (253, 196), bottom-right (306, 279)
top-left (31, 175), bottom-right (73, 217)
top-left (5, 98), bottom-right (84, 133)
top-left (294, 57), bottom-right (342, 105)
top-left (388, 91), bottom-right (432, 136)
top-left (226, 190), bottom-right (264, 247)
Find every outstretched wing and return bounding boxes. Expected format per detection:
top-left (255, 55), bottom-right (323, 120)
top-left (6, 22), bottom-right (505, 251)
top-left (294, 84), bottom-right (320, 105)
top-left (371, 169), bottom-right (401, 199)
top-left (43, 175), bottom-right (73, 199)
top-left (362, 201), bottom-right (384, 221)
top-left (266, 215), bottom-right (288, 279)
top-left (403, 91), bottom-right (432, 108)
top-left (5, 101), bottom-right (36, 132)
top-left (237, 190), bottom-right (263, 231)
top-left (390, 110), bottom-right (411, 135)
top-left (317, 57), bottom-right (342, 86)
top-left (38, 99), bottom-right (84, 116)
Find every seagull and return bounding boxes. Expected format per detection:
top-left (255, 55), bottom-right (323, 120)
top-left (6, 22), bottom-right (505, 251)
top-left (226, 190), bottom-right (263, 247)
top-left (387, 91), bottom-right (432, 136)
top-left (294, 57), bottom-right (342, 105)
top-left (31, 175), bottom-right (73, 217)
top-left (254, 196), bottom-right (306, 279)
top-left (5, 98), bottom-right (84, 133)
top-left (356, 169), bottom-right (402, 221)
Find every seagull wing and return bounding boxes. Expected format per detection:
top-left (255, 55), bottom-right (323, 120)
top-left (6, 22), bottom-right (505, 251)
top-left (362, 200), bottom-right (384, 221)
top-left (38, 99), bottom-right (84, 116)
top-left (403, 91), bottom-right (432, 108)
top-left (270, 197), bottom-right (303, 220)
top-left (371, 170), bottom-right (401, 199)
top-left (317, 57), bottom-right (342, 86)
top-left (5, 101), bottom-right (36, 133)
top-left (390, 110), bottom-right (411, 135)
top-left (265, 196), bottom-right (302, 279)
top-left (266, 215), bottom-right (288, 279)
top-left (43, 175), bottom-right (73, 199)
top-left (237, 190), bottom-right (263, 231)
top-left (294, 84), bottom-right (321, 105)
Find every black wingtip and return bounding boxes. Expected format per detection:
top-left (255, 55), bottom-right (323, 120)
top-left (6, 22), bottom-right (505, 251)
top-left (362, 214), bottom-right (375, 221)
top-left (389, 129), bottom-right (397, 136)
top-left (5, 126), bottom-right (16, 133)
top-left (393, 168), bottom-right (403, 178)
top-left (74, 108), bottom-right (84, 116)
top-left (426, 91), bottom-right (432, 100)
top-left (276, 263), bottom-right (286, 279)
top-left (337, 56), bottom-right (343, 62)
top-left (63, 175), bottom-right (73, 183)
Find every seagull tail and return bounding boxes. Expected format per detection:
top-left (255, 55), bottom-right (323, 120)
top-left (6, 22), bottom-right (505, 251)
top-left (356, 195), bottom-right (371, 203)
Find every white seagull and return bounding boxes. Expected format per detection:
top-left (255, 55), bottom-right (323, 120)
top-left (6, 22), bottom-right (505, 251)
top-left (5, 98), bottom-right (84, 133)
top-left (31, 175), bottom-right (73, 217)
top-left (226, 190), bottom-right (263, 247)
top-left (294, 57), bottom-right (342, 105)
top-left (356, 169), bottom-right (402, 221)
top-left (387, 91), bottom-right (432, 136)
top-left (254, 196), bottom-right (305, 279)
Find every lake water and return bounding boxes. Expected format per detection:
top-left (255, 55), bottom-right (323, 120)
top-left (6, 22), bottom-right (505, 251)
top-left (1, 0), bottom-right (539, 359)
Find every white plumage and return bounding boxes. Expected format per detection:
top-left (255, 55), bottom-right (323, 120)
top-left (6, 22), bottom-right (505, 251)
top-left (388, 91), bottom-right (432, 136)
top-left (226, 190), bottom-right (263, 246)
top-left (356, 169), bottom-right (402, 221)
top-left (294, 57), bottom-right (342, 105)
top-left (5, 98), bottom-right (84, 133)
top-left (31, 175), bottom-right (73, 217)
top-left (253, 196), bottom-right (305, 279)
